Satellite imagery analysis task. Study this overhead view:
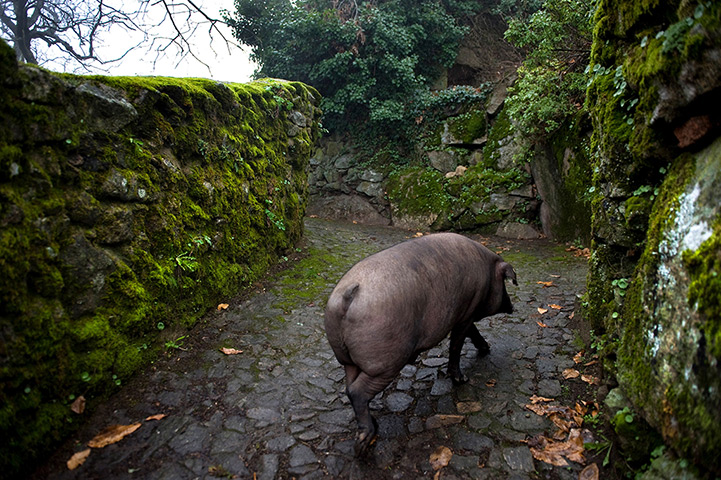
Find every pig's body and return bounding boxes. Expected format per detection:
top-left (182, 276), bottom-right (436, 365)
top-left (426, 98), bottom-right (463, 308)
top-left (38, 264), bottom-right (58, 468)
top-left (324, 232), bottom-right (517, 453)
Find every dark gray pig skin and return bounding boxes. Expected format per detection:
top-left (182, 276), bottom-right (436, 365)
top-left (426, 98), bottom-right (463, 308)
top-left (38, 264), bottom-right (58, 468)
top-left (324, 232), bottom-right (517, 454)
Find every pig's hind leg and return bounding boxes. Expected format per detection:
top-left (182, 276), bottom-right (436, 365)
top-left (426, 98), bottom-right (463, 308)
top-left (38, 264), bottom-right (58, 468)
top-left (345, 369), bottom-right (393, 455)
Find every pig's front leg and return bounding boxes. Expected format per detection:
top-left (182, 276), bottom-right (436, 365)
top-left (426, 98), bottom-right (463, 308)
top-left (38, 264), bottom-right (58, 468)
top-left (466, 323), bottom-right (490, 356)
top-left (448, 324), bottom-right (470, 385)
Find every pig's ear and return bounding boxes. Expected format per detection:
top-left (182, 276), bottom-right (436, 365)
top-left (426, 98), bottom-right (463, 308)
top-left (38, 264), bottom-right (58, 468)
top-left (499, 262), bottom-right (517, 285)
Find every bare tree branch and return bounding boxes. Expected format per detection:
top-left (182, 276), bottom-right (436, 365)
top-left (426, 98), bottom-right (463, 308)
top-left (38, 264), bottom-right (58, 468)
top-left (0, 0), bottom-right (239, 73)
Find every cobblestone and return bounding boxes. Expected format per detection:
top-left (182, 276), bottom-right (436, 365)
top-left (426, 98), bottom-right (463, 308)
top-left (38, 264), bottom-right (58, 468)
top-left (35, 218), bottom-right (593, 479)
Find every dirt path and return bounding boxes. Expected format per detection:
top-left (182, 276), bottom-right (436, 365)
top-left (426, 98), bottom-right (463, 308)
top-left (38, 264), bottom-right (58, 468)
top-left (35, 218), bottom-right (609, 480)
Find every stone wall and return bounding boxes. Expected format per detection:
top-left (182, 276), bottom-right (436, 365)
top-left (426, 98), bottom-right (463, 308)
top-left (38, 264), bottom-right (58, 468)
top-left (308, 101), bottom-right (591, 242)
top-left (0, 40), bottom-right (320, 475)
top-left (586, 0), bottom-right (721, 474)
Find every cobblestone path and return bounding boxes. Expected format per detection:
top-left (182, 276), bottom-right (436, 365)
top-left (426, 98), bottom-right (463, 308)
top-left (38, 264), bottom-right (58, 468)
top-left (35, 218), bottom-right (595, 480)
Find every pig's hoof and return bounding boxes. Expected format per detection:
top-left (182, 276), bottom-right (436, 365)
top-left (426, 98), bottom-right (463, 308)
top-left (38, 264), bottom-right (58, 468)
top-left (354, 419), bottom-right (378, 456)
top-left (450, 371), bottom-right (469, 385)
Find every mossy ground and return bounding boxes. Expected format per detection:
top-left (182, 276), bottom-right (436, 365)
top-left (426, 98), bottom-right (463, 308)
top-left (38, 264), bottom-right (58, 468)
top-left (0, 40), bottom-right (320, 478)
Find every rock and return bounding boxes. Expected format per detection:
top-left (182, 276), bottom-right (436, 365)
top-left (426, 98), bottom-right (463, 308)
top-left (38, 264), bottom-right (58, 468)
top-left (334, 153), bottom-right (355, 170)
top-left (445, 165), bottom-right (468, 178)
top-left (356, 180), bottom-right (384, 199)
top-left (288, 110), bottom-right (307, 127)
top-left (674, 115), bottom-right (713, 148)
top-left (496, 222), bottom-right (540, 239)
top-left (427, 150), bottom-right (457, 173)
top-left (503, 446), bottom-right (535, 472)
top-left (307, 194), bottom-right (390, 225)
top-left (75, 83), bottom-right (138, 132)
top-left (59, 234), bottom-right (116, 317)
top-left (386, 392), bottom-right (414, 412)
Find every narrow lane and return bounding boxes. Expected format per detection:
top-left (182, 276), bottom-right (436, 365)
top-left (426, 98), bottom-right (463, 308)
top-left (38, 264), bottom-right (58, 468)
top-left (36, 218), bottom-right (594, 480)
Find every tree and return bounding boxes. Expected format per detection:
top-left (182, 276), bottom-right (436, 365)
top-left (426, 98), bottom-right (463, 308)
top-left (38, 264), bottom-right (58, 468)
top-left (225, 0), bottom-right (484, 136)
top-left (0, 0), bottom-right (235, 72)
top-left (502, 0), bottom-right (594, 141)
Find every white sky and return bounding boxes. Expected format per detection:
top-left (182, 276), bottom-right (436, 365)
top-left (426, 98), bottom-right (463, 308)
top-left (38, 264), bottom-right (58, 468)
top-left (103, 0), bottom-right (257, 83)
top-left (42, 0), bottom-right (258, 83)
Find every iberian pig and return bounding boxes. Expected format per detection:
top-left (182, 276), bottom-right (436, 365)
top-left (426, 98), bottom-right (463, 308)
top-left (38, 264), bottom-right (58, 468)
top-left (324, 232), bottom-right (517, 453)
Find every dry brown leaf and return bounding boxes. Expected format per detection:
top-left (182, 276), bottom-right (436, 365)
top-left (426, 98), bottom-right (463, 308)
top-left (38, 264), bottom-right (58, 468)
top-left (220, 347), bottom-right (243, 355)
top-left (573, 351), bottom-right (585, 364)
top-left (414, 232), bottom-right (424, 237)
top-left (67, 448), bottom-right (91, 470)
top-left (485, 378), bottom-right (497, 387)
top-left (528, 429), bottom-right (587, 467)
top-left (581, 374), bottom-right (600, 385)
top-left (217, 303), bottom-right (229, 310)
top-left (569, 311), bottom-right (575, 320)
top-left (88, 423), bottom-right (142, 448)
top-left (579, 463), bottom-right (600, 480)
top-left (70, 395), bottom-right (86, 414)
top-left (537, 321), bottom-right (548, 328)
top-left (538, 307), bottom-right (548, 314)
top-left (563, 368), bottom-right (580, 379)
top-left (145, 413), bottom-right (167, 421)
top-left (530, 395), bottom-right (555, 403)
top-left (584, 359), bottom-right (599, 367)
top-left (429, 446), bottom-right (453, 471)
top-left (537, 281), bottom-right (554, 287)
top-left (550, 304), bottom-right (562, 310)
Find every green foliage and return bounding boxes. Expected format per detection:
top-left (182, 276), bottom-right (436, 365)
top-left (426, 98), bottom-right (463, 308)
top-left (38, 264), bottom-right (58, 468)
top-left (503, 0), bottom-right (595, 145)
top-left (225, 0), bottom-right (483, 139)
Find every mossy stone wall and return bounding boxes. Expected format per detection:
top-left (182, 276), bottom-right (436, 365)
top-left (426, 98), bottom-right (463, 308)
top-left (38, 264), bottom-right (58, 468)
top-left (0, 39), bottom-right (320, 475)
top-left (586, 0), bottom-right (721, 473)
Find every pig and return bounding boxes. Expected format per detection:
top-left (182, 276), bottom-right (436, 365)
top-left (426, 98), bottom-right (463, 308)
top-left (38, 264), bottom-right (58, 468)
top-left (324, 232), bottom-right (517, 454)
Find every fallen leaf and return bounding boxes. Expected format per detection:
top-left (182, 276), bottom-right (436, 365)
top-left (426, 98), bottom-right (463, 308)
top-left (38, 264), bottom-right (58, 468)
top-left (537, 321), bottom-right (548, 328)
top-left (550, 304), bottom-right (562, 310)
top-left (425, 414), bottom-right (465, 429)
top-left (529, 395), bottom-right (555, 403)
top-left (528, 428), bottom-right (587, 467)
top-left (88, 423), bottom-right (142, 448)
top-left (584, 359), bottom-right (599, 367)
top-left (429, 446), bottom-right (453, 470)
top-left (569, 311), bottom-right (576, 320)
top-left (537, 281), bottom-right (554, 287)
top-left (70, 395), bottom-right (86, 414)
top-left (563, 368), bottom-right (580, 379)
top-left (573, 351), bottom-right (585, 364)
top-left (67, 448), bottom-right (91, 470)
top-left (581, 374), bottom-right (600, 385)
top-left (217, 303), bottom-right (229, 310)
top-left (579, 463), bottom-right (600, 480)
top-left (414, 232), bottom-right (424, 237)
top-left (220, 347), bottom-right (243, 355)
top-left (485, 378), bottom-right (497, 387)
top-left (538, 307), bottom-right (548, 314)
top-left (145, 413), bottom-right (167, 421)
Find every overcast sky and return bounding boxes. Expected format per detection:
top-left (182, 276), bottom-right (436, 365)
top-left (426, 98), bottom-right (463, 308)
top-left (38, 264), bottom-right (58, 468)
top-left (102, 0), bottom-right (257, 83)
top-left (34, 0), bottom-right (258, 83)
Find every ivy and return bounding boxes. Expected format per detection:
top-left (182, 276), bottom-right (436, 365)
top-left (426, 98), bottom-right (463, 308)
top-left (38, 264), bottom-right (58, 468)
top-left (224, 0), bottom-right (483, 140)
top-left (503, 0), bottom-right (595, 145)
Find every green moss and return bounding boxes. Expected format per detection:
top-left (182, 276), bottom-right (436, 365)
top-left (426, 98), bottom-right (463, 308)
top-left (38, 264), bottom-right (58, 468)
top-left (0, 52), bottom-right (320, 478)
top-left (683, 219), bottom-right (721, 359)
top-left (483, 108), bottom-right (513, 168)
